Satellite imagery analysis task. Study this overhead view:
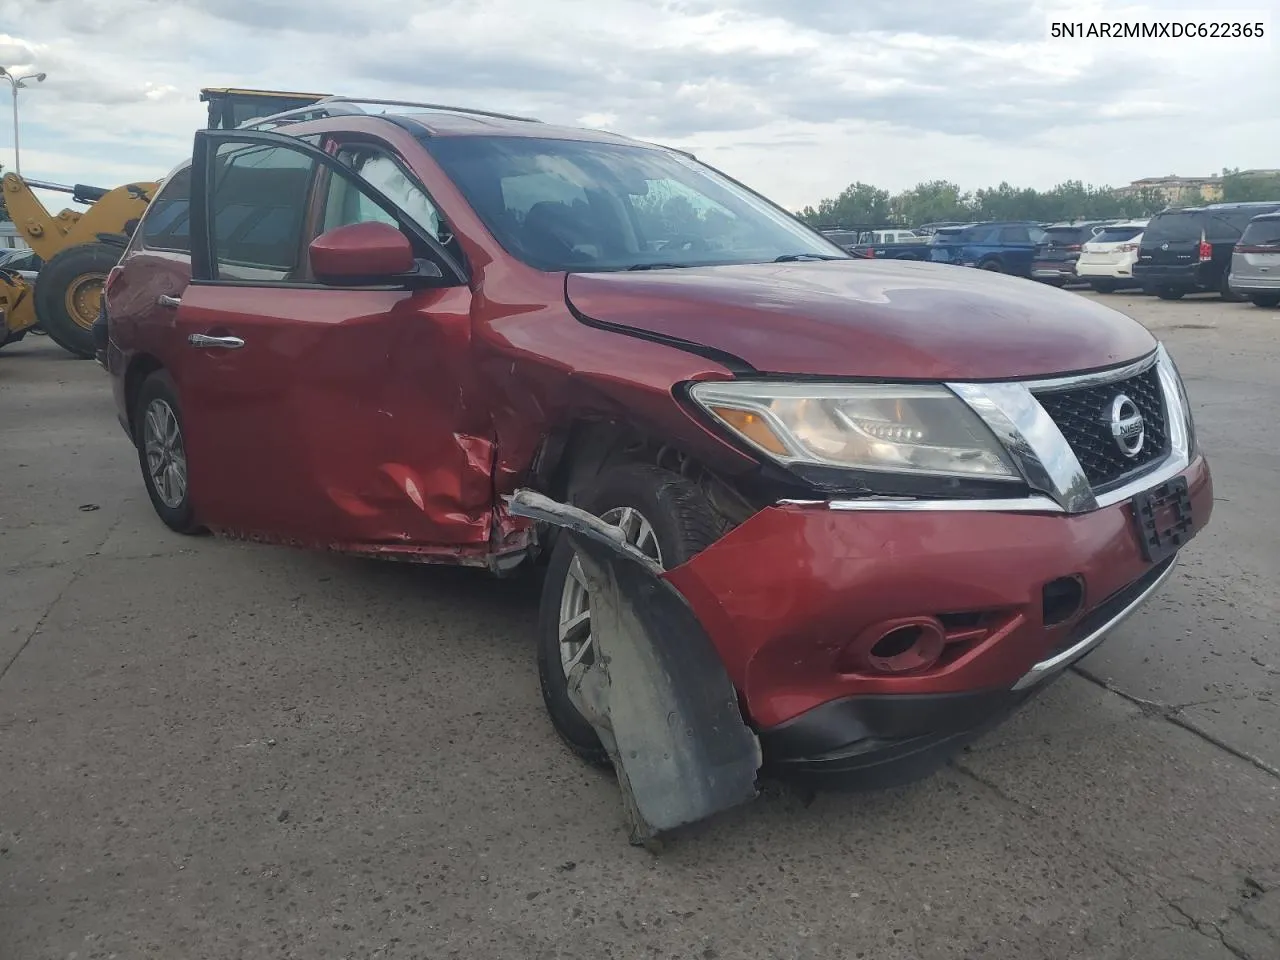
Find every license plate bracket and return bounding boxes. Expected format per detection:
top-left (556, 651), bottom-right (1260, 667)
top-left (1131, 475), bottom-right (1193, 564)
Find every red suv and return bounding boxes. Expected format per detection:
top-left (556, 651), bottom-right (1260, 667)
top-left (103, 98), bottom-right (1211, 841)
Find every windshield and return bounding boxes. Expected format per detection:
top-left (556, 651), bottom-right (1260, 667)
top-left (420, 135), bottom-right (848, 271)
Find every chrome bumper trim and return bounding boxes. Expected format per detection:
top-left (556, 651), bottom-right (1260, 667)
top-left (811, 496), bottom-right (1064, 513)
top-left (1011, 556), bottom-right (1178, 691)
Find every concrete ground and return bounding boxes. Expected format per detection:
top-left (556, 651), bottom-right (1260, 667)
top-left (1, 291), bottom-right (1278, 960)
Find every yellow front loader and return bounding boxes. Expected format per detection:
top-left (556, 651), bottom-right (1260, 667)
top-left (1, 176), bottom-right (155, 356)
top-left (0, 87), bottom-right (329, 358)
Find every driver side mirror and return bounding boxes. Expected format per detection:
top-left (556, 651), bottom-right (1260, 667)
top-left (309, 221), bottom-right (438, 285)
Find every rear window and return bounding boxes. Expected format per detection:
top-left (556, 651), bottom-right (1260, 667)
top-left (140, 167), bottom-right (193, 254)
top-left (1142, 212), bottom-right (1203, 243)
top-left (1204, 214), bottom-right (1246, 242)
top-left (931, 228), bottom-right (967, 244)
top-left (1043, 227), bottom-right (1084, 243)
top-left (1091, 226), bottom-right (1144, 243)
top-left (960, 225), bottom-right (1000, 243)
top-left (1241, 218), bottom-right (1280, 245)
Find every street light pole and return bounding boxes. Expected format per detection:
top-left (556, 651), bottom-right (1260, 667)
top-left (0, 66), bottom-right (47, 177)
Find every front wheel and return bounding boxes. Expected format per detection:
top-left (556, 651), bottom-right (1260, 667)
top-left (1155, 286), bottom-right (1186, 300)
top-left (133, 369), bottom-right (203, 535)
top-left (1090, 280), bottom-right (1118, 293)
top-left (979, 259), bottom-right (1003, 273)
top-left (1251, 294), bottom-right (1280, 308)
top-left (536, 463), bottom-right (723, 766)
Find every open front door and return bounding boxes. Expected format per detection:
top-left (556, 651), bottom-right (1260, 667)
top-left (172, 128), bottom-right (495, 558)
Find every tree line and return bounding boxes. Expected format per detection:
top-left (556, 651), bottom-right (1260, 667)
top-left (797, 169), bottom-right (1280, 229)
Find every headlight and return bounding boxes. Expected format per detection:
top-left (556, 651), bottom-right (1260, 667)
top-left (689, 381), bottom-right (1020, 480)
top-left (1157, 343), bottom-right (1198, 456)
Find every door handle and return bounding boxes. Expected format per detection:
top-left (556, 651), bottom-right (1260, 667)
top-left (158, 295), bottom-right (181, 308)
top-left (188, 334), bottom-right (245, 350)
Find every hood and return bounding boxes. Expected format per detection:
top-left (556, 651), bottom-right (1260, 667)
top-left (565, 260), bottom-right (1157, 381)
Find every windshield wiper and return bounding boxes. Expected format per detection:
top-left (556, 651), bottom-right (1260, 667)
top-left (626, 262), bottom-right (691, 271)
top-left (772, 253), bottom-right (846, 262)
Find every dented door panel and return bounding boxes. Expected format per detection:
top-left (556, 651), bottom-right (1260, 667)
top-left (176, 282), bottom-right (496, 551)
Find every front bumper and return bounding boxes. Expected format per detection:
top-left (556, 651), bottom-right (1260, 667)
top-left (666, 457), bottom-right (1211, 786)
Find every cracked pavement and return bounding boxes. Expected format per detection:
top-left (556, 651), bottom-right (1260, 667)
top-left (1, 292), bottom-right (1278, 959)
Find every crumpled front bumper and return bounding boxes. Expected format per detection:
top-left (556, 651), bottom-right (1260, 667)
top-left (661, 456), bottom-right (1211, 785)
top-left (512, 453), bottom-right (1211, 829)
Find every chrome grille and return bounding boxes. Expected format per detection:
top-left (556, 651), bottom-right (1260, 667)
top-left (1034, 365), bottom-right (1169, 490)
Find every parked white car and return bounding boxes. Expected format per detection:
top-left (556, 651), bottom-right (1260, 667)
top-left (1075, 220), bottom-right (1148, 292)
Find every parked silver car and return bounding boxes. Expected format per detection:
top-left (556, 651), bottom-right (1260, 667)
top-left (1230, 213), bottom-right (1280, 308)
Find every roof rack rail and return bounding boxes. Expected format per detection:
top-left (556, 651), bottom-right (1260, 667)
top-left (237, 96), bottom-right (543, 132)
top-left (313, 97), bottom-right (542, 124)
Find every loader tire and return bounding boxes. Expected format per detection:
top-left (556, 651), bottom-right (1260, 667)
top-left (34, 242), bottom-right (122, 360)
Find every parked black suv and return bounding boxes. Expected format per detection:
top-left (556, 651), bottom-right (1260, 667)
top-left (1030, 221), bottom-right (1111, 286)
top-left (1134, 202), bottom-right (1280, 300)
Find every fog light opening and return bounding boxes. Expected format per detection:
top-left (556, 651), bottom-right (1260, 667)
top-left (870, 626), bottom-right (922, 659)
top-left (1042, 575), bottom-right (1085, 627)
top-left (862, 617), bottom-right (947, 674)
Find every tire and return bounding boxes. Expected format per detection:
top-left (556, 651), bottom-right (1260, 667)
top-left (536, 463), bottom-right (723, 766)
top-left (979, 259), bottom-right (1003, 273)
top-left (1220, 269), bottom-right (1246, 303)
top-left (133, 369), bottom-right (203, 535)
top-left (1155, 286), bottom-right (1186, 301)
top-left (32, 242), bottom-right (122, 359)
top-left (0, 328), bottom-right (27, 350)
top-left (1251, 294), bottom-right (1280, 308)
top-left (1090, 280), bottom-right (1118, 294)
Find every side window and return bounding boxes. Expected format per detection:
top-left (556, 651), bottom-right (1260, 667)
top-left (140, 167), bottom-right (193, 254)
top-left (324, 146), bottom-right (451, 246)
top-left (999, 225), bottom-right (1030, 244)
top-left (208, 141), bottom-right (317, 281)
top-left (1209, 213), bottom-right (1251, 241)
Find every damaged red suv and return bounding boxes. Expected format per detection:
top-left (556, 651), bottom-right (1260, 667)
top-left (104, 98), bottom-right (1210, 841)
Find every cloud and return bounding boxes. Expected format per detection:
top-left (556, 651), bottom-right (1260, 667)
top-left (0, 0), bottom-right (1276, 209)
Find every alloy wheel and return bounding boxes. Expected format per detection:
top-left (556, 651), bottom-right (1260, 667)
top-left (557, 506), bottom-right (663, 675)
top-left (142, 398), bottom-right (188, 509)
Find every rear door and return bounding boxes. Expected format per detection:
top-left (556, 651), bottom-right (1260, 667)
top-left (1203, 211), bottom-right (1255, 281)
top-left (169, 128), bottom-right (490, 552)
top-left (996, 223), bottom-right (1040, 274)
top-left (1236, 217), bottom-right (1280, 278)
top-left (1033, 226), bottom-right (1080, 273)
top-left (1139, 211), bottom-right (1203, 268)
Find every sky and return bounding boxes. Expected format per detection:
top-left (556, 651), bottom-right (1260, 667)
top-left (1, 0), bottom-right (1277, 212)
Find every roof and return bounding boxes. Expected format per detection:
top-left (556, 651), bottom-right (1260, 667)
top-left (1153, 201), bottom-right (1280, 215)
top-left (241, 96), bottom-right (666, 149)
top-left (395, 111), bottom-right (647, 146)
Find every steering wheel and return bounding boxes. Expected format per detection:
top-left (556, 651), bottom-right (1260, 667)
top-left (657, 235), bottom-right (709, 253)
